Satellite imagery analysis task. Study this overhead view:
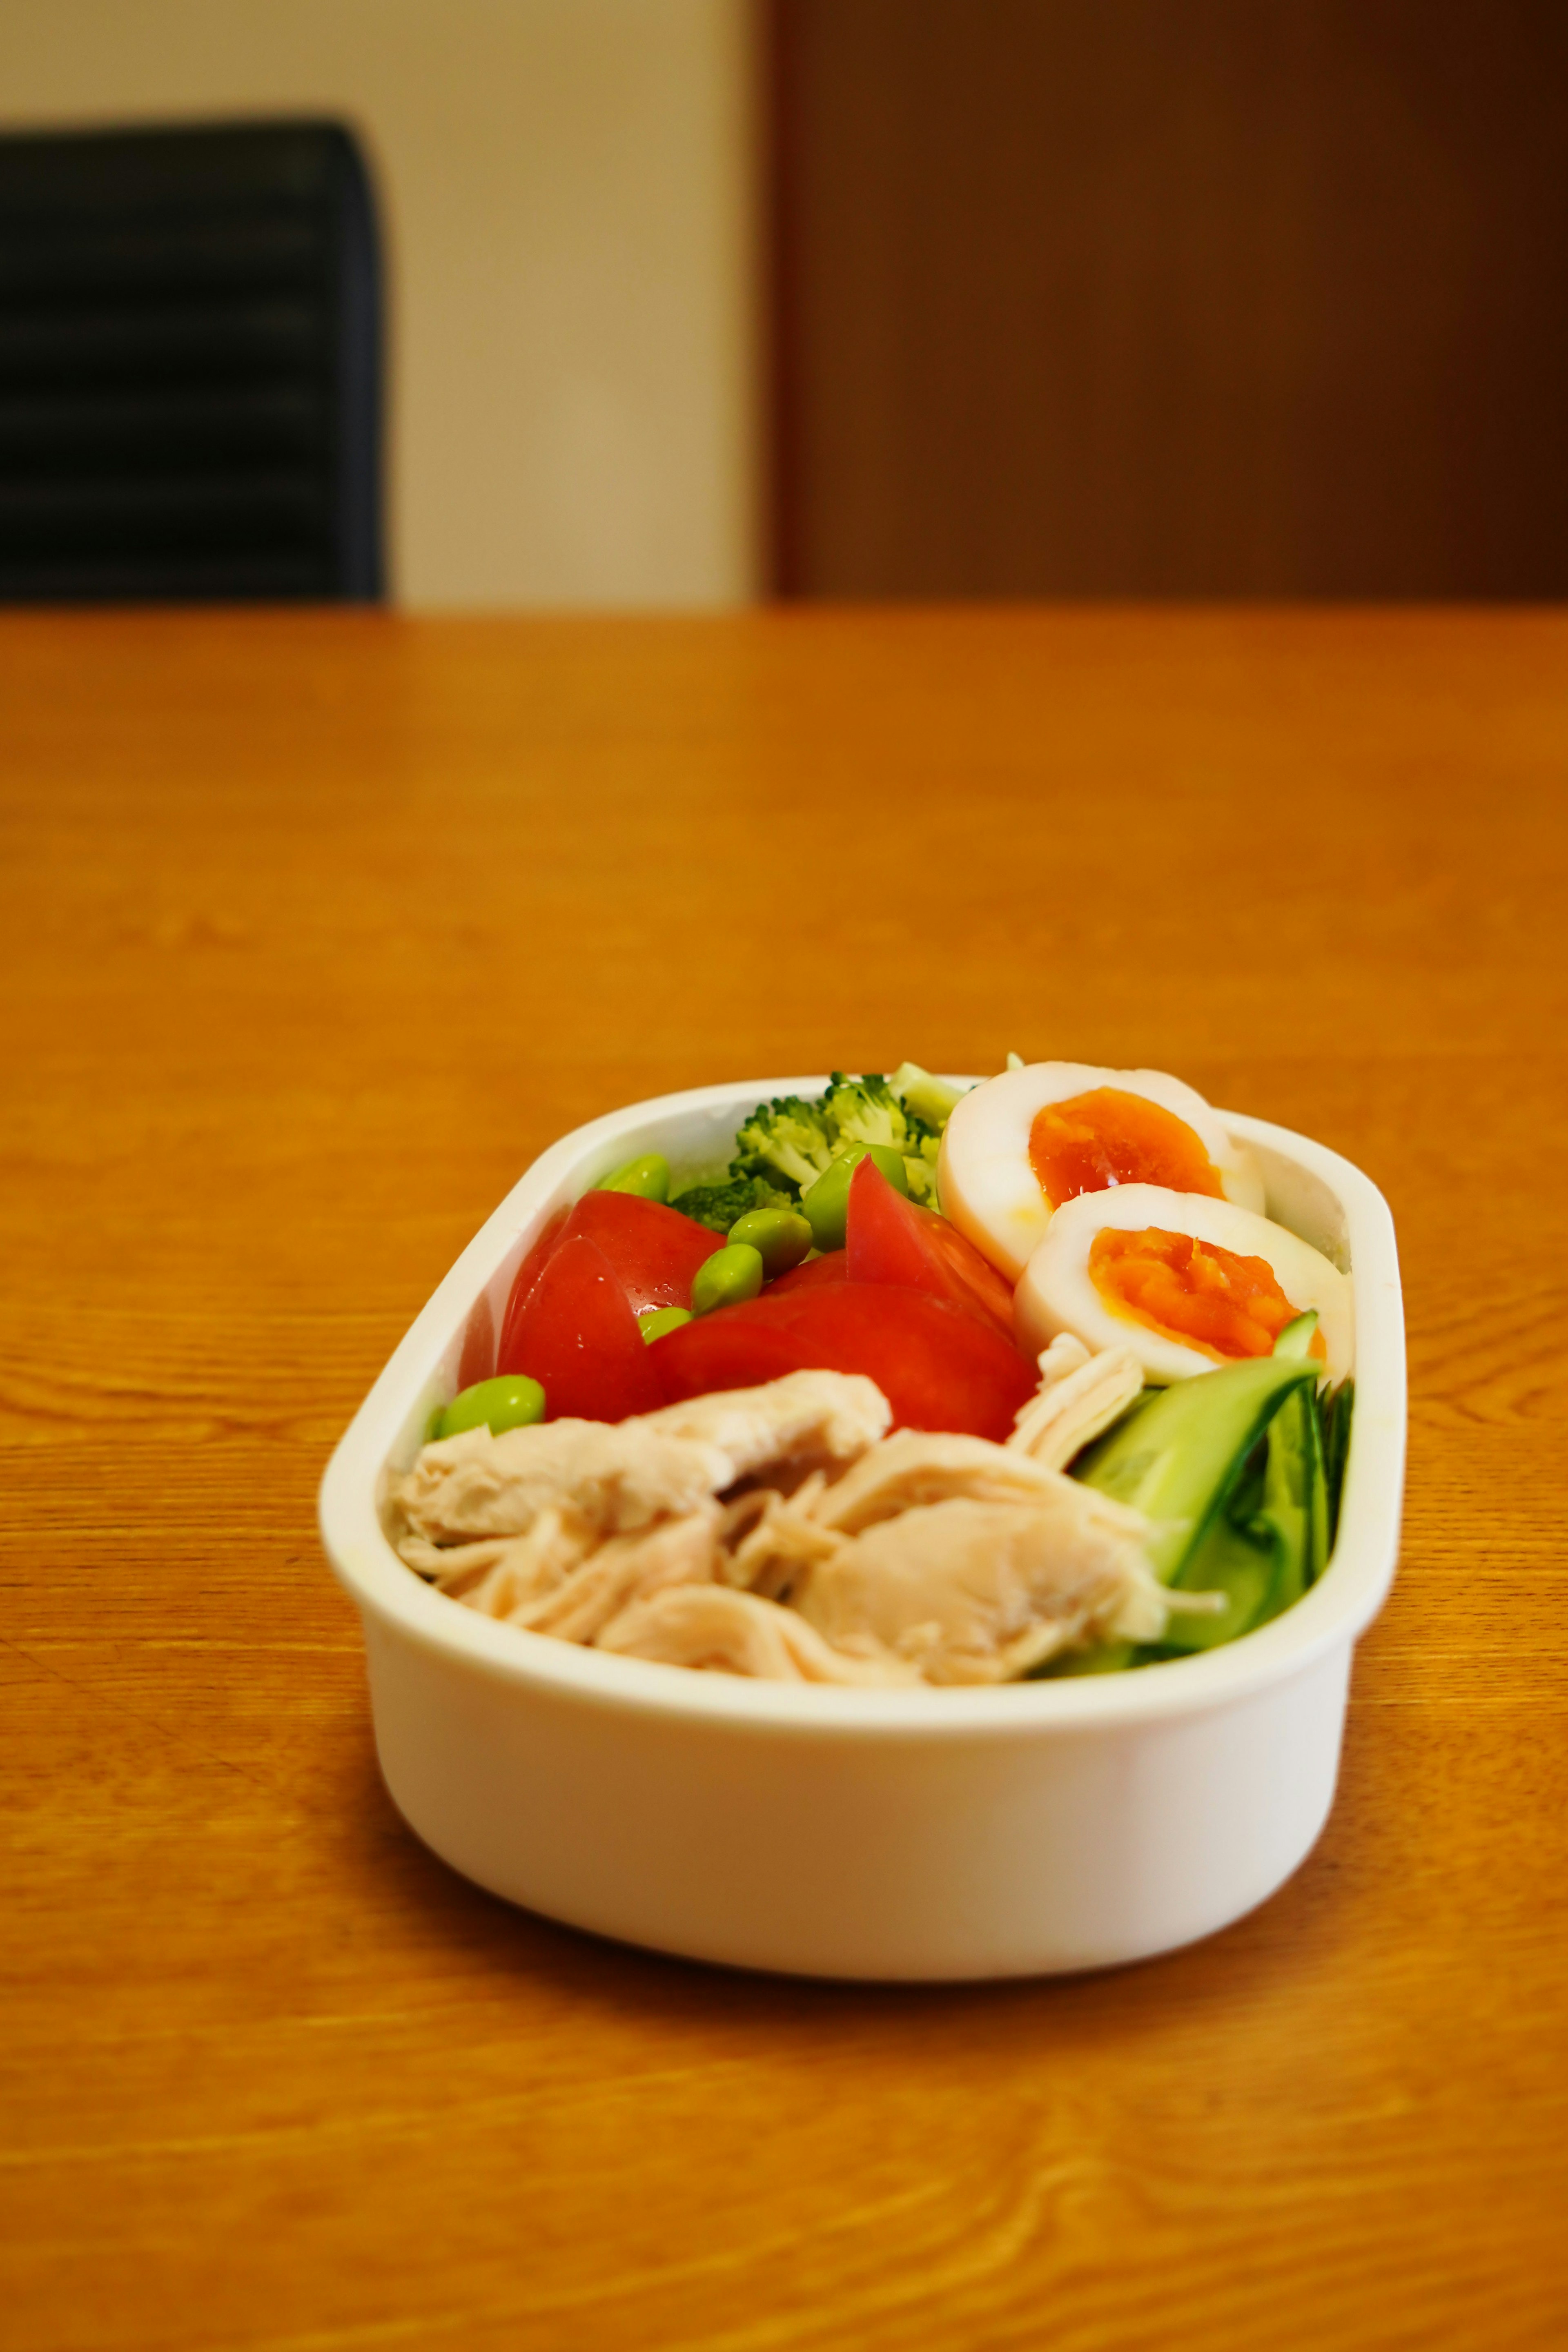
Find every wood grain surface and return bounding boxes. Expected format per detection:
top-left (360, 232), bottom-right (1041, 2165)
top-left (2, 608), bottom-right (1564, 2352)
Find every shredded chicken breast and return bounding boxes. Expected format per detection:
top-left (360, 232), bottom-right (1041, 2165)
top-left (392, 1419), bottom-right (729, 1546)
top-left (393, 1355), bottom-right (1170, 1686)
top-left (635, 1372), bottom-right (891, 1479)
top-left (795, 1488), bottom-right (1165, 1683)
top-left (597, 1584), bottom-right (918, 1685)
top-left (390, 1370), bottom-right (890, 1550)
top-left (1007, 1341), bottom-right (1145, 1472)
top-left (810, 1429), bottom-right (1079, 1533)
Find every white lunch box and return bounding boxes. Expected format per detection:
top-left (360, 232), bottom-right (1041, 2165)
top-left (318, 1080), bottom-right (1405, 1981)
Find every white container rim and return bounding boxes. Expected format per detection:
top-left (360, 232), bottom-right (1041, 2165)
top-left (320, 1080), bottom-right (1405, 1744)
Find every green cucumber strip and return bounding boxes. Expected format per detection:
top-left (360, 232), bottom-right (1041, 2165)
top-left (1166, 1371), bottom-right (1330, 1653)
top-left (1029, 1638), bottom-right (1139, 1679)
top-left (1272, 1308), bottom-right (1320, 1360)
top-left (1256, 1310), bottom-right (1330, 1608)
top-left (1320, 1379), bottom-right (1355, 1550)
top-left (1161, 1505), bottom-right (1280, 1654)
top-left (1258, 1380), bottom-right (1329, 1604)
top-left (1073, 1354), bottom-right (1322, 1584)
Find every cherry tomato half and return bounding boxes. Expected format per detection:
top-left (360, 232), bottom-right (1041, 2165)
top-left (497, 1188), bottom-right (722, 1376)
top-left (648, 1279), bottom-right (1036, 1441)
top-left (496, 1232), bottom-right (664, 1421)
top-left (554, 1189), bottom-right (724, 1314)
top-left (844, 1156), bottom-right (1016, 1337)
top-left (764, 1249), bottom-right (847, 1296)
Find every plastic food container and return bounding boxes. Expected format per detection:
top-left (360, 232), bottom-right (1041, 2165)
top-left (318, 1080), bottom-right (1405, 1981)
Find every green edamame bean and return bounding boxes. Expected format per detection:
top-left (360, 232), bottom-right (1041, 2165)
top-left (691, 1242), bottom-right (765, 1316)
top-left (434, 1373), bottom-right (547, 1440)
top-left (801, 1143), bottom-right (908, 1252)
top-left (596, 1152), bottom-right (670, 1202)
top-left (726, 1207), bottom-right (813, 1277)
top-left (639, 1305), bottom-right (693, 1343)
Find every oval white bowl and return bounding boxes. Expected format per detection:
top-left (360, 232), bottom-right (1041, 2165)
top-left (319, 1080), bottom-right (1406, 1981)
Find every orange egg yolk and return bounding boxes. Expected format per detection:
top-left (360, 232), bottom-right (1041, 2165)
top-left (1089, 1226), bottom-right (1322, 1363)
top-left (1029, 1087), bottom-right (1227, 1208)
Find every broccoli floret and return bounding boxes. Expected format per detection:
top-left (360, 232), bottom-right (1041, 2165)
top-left (819, 1071), bottom-right (906, 1156)
top-left (668, 1175), bottom-right (755, 1232)
top-left (820, 1071), bottom-right (944, 1206)
top-left (904, 1131), bottom-right (942, 1207)
top-left (693, 1066), bottom-right (953, 1220)
top-left (668, 1172), bottom-right (794, 1233)
top-left (888, 1061), bottom-right (969, 1133)
top-left (732, 1094), bottom-right (839, 1195)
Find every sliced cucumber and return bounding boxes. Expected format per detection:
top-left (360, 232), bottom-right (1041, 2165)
top-left (1256, 1379), bottom-right (1329, 1606)
top-left (1161, 1501), bottom-right (1279, 1653)
top-left (1163, 1317), bottom-right (1333, 1646)
top-left (1073, 1353), bottom-right (1323, 1585)
top-left (1272, 1308), bottom-right (1319, 1361)
top-left (1030, 1638), bottom-right (1140, 1679)
top-left (1320, 1379), bottom-right (1355, 1550)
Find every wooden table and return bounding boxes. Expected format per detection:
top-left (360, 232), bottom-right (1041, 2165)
top-left (3, 608), bottom-right (1564, 2352)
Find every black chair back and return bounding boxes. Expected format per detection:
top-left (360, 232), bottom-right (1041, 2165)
top-left (0, 120), bottom-right (383, 602)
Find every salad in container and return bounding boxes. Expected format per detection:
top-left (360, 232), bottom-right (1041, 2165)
top-left (320, 1062), bottom-right (1405, 1980)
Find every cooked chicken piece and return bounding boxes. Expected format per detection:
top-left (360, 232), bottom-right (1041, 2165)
top-left (596, 1582), bottom-right (919, 1685)
top-left (513, 1505), bottom-right (722, 1642)
top-left (1007, 1344), bottom-right (1145, 1472)
top-left (398, 1531), bottom-right (510, 1590)
top-left (717, 1475), bottom-right (854, 1601)
top-left (399, 1506), bottom-right (595, 1616)
top-left (636, 1370), bottom-right (891, 1481)
top-left (794, 1486), bottom-right (1167, 1684)
top-left (391, 1365), bottom-right (1177, 1688)
top-left (808, 1429), bottom-right (1083, 1534)
top-left (389, 1419), bottom-right (734, 1548)
top-left (390, 1370), bottom-right (889, 1558)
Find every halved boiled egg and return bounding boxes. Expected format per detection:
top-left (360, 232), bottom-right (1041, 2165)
top-left (938, 1062), bottom-right (1265, 1283)
top-left (1014, 1183), bottom-right (1353, 1385)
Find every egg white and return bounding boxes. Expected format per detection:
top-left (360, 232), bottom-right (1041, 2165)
top-left (1013, 1182), bottom-right (1354, 1385)
top-left (937, 1062), bottom-right (1265, 1283)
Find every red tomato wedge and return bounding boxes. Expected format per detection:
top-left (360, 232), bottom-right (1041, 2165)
top-left (500, 1207), bottom-right (570, 1336)
top-left (845, 1156), bottom-right (1016, 1337)
top-left (764, 1249), bottom-right (847, 1296)
top-left (496, 1233), bottom-right (664, 1421)
top-left (553, 1190), bottom-right (724, 1314)
top-left (454, 1286), bottom-right (497, 1391)
top-left (648, 1281), bottom-right (1036, 1441)
top-left (497, 1190), bottom-right (722, 1369)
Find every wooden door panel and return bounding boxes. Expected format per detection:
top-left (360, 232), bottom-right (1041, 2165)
top-left (770, 1), bottom-right (1568, 596)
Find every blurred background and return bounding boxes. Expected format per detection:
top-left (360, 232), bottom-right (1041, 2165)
top-left (4, 0), bottom-right (1567, 607)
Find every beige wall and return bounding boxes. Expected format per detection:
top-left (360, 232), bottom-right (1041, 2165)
top-left (2, 0), bottom-right (761, 607)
